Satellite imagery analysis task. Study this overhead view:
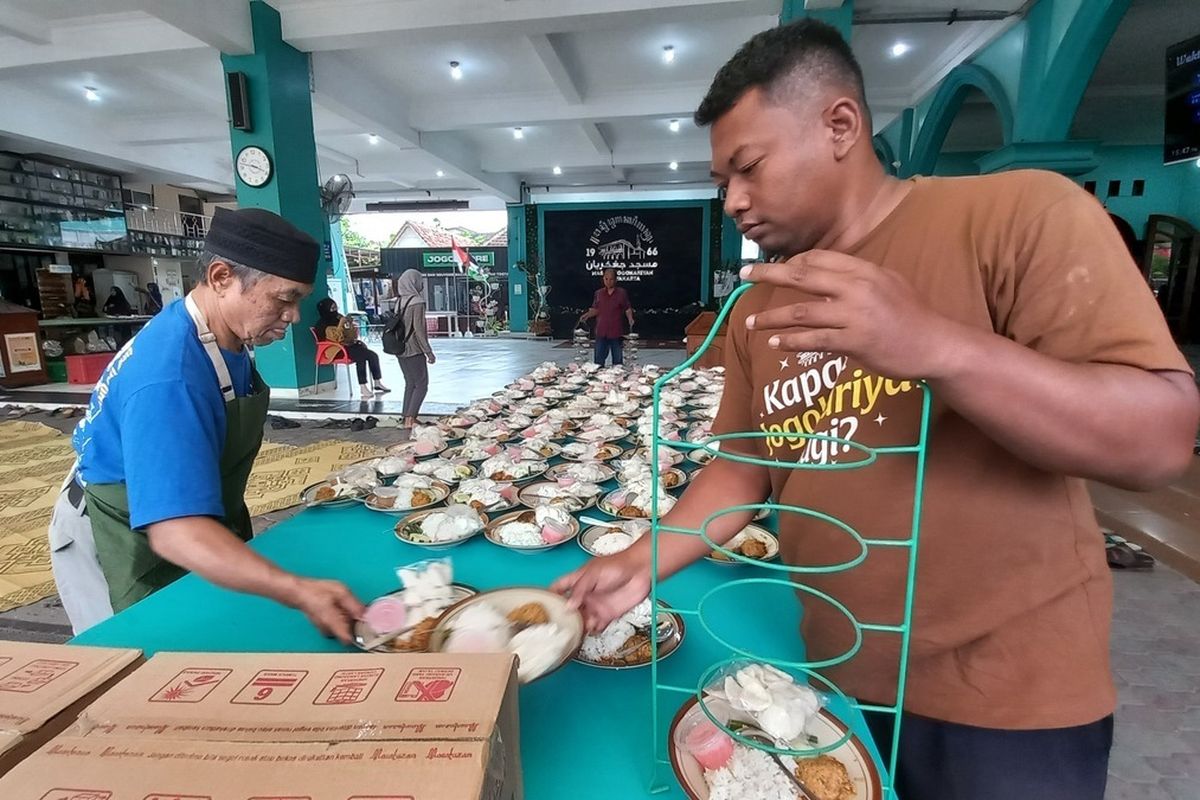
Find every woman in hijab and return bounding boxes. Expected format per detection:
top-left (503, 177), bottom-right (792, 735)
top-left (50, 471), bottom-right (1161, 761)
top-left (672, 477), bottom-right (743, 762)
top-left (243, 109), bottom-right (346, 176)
top-left (314, 297), bottom-right (389, 399)
top-left (390, 269), bottom-right (435, 429)
top-left (145, 282), bottom-right (164, 314)
top-left (102, 287), bottom-right (133, 316)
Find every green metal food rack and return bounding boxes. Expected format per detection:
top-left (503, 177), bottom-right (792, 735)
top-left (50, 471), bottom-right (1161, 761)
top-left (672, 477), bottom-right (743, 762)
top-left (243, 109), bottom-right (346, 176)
top-left (647, 281), bottom-right (933, 799)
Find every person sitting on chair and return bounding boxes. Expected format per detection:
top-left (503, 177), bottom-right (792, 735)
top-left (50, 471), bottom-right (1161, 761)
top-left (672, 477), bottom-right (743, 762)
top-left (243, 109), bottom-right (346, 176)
top-left (314, 298), bottom-right (390, 399)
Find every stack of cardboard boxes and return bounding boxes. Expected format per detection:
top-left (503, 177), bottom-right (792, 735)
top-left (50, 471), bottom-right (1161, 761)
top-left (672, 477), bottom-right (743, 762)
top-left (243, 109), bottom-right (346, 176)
top-left (0, 644), bottom-right (523, 799)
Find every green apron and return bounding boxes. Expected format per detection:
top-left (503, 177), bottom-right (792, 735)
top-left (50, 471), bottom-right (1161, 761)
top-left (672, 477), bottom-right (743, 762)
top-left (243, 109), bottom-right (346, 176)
top-left (87, 364), bottom-right (270, 612)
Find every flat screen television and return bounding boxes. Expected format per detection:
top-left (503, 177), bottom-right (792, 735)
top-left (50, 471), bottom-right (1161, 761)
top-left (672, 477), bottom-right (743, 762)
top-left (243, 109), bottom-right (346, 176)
top-left (1165, 33), bottom-right (1200, 165)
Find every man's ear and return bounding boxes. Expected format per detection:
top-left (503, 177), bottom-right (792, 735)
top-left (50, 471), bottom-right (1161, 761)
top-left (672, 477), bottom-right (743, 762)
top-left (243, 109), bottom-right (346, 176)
top-left (206, 260), bottom-right (236, 294)
top-left (824, 96), bottom-right (865, 161)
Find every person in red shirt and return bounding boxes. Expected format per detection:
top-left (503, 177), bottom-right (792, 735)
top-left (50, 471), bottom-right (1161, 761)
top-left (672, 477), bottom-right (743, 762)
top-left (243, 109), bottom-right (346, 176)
top-left (578, 267), bottom-right (634, 365)
top-left (573, 268), bottom-right (633, 369)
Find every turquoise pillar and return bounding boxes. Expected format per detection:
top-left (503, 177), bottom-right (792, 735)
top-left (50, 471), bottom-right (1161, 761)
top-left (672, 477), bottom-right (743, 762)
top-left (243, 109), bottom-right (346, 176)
top-left (780, 0), bottom-right (853, 40)
top-left (506, 203), bottom-right (528, 333)
top-left (221, 0), bottom-right (330, 391)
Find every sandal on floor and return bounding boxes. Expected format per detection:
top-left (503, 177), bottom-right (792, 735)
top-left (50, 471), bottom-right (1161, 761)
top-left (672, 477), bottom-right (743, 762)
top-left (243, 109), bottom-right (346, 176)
top-left (1106, 541), bottom-right (1155, 570)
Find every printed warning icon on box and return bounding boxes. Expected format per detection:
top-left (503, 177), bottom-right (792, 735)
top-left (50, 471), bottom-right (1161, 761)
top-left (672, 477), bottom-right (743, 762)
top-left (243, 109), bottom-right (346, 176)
top-left (231, 669), bottom-right (308, 705)
top-left (0, 659), bottom-right (79, 694)
top-left (37, 790), bottom-right (113, 800)
top-left (148, 667), bottom-right (231, 703)
top-left (312, 668), bottom-right (383, 706)
top-left (396, 667), bottom-right (460, 703)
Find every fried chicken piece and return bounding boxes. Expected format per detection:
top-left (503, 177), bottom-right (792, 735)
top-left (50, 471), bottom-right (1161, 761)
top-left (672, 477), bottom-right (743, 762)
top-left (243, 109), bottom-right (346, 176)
top-left (314, 485), bottom-right (337, 502)
top-left (740, 538), bottom-right (769, 559)
top-left (386, 616), bottom-right (439, 652)
top-left (410, 490), bottom-right (434, 507)
top-left (507, 602), bottom-right (550, 627)
top-left (794, 755), bottom-right (855, 800)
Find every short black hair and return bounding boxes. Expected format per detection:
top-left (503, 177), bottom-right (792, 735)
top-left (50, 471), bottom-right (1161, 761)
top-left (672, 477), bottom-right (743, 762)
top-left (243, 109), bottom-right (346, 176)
top-left (602, 267), bottom-right (617, 277)
top-left (694, 18), bottom-right (868, 127)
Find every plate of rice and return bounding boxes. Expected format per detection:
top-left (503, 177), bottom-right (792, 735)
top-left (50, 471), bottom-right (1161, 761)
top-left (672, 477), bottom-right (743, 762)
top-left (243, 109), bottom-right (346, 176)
top-left (517, 480), bottom-right (602, 513)
top-left (574, 598), bottom-right (684, 669)
top-left (394, 506), bottom-right (488, 549)
top-left (364, 477), bottom-right (450, 514)
top-left (300, 480), bottom-right (364, 508)
top-left (669, 693), bottom-right (880, 800)
top-left (355, 583), bottom-right (477, 653)
top-left (485, 507), bottom-right (580, 552)
top-left (447, 478), bottom-right (520, 513)
top-left (428, 587), bottom-right (585, 683)
top-left (560, 442), bottom-right (624, 462)
top-left (705, 525), bottom-right (780, 564)
top-left (546, 461), bottom-right (617, 484)
top-left (578, 520), bottom-right (650, 557)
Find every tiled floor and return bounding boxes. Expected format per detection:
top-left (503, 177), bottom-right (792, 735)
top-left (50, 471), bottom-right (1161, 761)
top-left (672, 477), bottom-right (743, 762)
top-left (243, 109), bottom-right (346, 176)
top-left (0, 337), bottom-right (688, 418)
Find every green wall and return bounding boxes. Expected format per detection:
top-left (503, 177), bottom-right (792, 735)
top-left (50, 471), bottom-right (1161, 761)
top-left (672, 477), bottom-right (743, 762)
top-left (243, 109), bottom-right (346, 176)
top-left (1073, 146), bottom-right (1200, 233)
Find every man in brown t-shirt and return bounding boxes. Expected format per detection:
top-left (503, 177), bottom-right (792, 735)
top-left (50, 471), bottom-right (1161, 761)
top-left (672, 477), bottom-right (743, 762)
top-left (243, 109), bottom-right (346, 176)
top-left (553, 19), bottom-right (1199, 800)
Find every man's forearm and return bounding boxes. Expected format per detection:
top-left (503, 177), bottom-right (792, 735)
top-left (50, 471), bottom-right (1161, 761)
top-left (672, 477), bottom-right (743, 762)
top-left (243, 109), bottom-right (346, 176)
top-left (930, 322), bottom-right (1199, 490)
top-left (629, 454), bottom-right (770, 577)
top-left (148, 517), bottom-right (302, 607)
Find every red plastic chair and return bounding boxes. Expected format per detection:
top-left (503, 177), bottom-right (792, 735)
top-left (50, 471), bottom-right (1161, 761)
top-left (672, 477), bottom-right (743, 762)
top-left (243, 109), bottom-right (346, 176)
top-left (311, 328), bottom-right (355, 392)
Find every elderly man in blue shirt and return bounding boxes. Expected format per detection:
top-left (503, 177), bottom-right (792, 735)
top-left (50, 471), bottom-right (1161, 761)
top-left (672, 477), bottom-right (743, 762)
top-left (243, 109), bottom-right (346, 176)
top-left (49, 208), bottom-right (364, 642)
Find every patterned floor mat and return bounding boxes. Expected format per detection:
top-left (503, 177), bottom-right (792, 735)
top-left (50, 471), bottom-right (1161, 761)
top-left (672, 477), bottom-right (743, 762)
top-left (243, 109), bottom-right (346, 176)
top-left (0, 421), bottom-right (382, 613)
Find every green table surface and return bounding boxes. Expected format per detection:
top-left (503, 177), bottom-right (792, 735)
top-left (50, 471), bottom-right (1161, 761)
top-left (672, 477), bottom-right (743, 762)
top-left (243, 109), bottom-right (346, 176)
top-left (74, 448), bottom-right (888, 798)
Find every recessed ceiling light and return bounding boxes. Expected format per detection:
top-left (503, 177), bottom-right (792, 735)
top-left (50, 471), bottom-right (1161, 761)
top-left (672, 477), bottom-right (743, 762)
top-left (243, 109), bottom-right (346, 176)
top-left (367, 133), bottom-right (380, 145)
top-left (669, 161), bottom-right (679, 171)
top-left (436, 169), bottom-right (445, 177)
top-left (553, 166), bottom-right (562, 175)
top-left (513, 127), bottom-right (524, 140)
top-left (669, 119), bottom-right (680, 133)
top-left (140, 204), bottom-right (149, 211)
top-left (449, 61), bottom-right (463, 80)
top-left (890, 42), bottom-right (911, 58)
top-left (83, 86), bottom-right (100, 102)
top-left (662, 45), bottom-right (675, 64)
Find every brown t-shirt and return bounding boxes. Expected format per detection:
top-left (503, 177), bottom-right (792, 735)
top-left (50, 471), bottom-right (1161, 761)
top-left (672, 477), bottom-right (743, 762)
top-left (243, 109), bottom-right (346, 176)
top-left (711, 170), bottom-right (1191, 730)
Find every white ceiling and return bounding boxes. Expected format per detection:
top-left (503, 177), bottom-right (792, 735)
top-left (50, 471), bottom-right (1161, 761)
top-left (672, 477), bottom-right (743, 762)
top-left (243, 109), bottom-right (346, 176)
top-left (0, 0), bottom-right (1084, 208)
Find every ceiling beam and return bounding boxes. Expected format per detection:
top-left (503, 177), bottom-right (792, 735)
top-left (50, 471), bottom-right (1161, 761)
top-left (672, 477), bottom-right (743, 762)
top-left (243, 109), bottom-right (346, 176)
top-left (138, 0), bottom-right (253, 54)
top-left (527, 34), bottom-right (583, 105)
top-left (281, 0), bottom-right (781, 51)
top-left (804, 0), bottom-right (845, 8)
top-left (310, 52), bottom-right (520, 202)
top-left (581, 123), bottom-right (612, 157)
top-left (412, 82), bottom-right (709, 131)
top-left (0, 16), bottom-right (205, 77)
top-left (0, 1), bottom-right (51, 45)
top-left (482, 139), bottom-right (712, 172)
top-left (0, 83), bottom-right (232, 188)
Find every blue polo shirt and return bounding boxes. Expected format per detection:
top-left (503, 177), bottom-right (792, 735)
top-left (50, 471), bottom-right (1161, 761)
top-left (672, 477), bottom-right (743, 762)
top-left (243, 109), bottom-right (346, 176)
top-left (72, 299), bottom-right (253, 530)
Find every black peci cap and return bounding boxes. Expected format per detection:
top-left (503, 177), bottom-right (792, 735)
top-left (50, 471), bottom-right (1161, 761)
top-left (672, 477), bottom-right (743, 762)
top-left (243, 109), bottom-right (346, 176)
top-left (204, 207), bottom-right (320, 284)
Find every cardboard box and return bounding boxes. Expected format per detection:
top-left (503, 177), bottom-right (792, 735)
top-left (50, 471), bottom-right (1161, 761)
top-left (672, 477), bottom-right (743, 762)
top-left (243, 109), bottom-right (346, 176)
top-left (0, 735), bottom-right (502, 799)
top-left (0, 641), bottom-right (142, 776)
top-left (41, 651), bottom-right (523, 799)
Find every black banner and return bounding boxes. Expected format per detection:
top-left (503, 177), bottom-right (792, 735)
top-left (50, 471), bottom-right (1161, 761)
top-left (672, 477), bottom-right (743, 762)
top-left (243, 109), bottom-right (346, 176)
top-left (542, 206), bottom-right (704, 337)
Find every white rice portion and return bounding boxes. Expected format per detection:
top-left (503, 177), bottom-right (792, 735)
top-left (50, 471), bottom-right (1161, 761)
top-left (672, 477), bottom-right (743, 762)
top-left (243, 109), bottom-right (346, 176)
top-left (579, 620), bottom-right (635, 661)
top-left (496, 521), bottom-right (544, 547)
top-left (591, 531), bottom-right (634, 555)
top-left (705, 744), bottom-right (798, 800)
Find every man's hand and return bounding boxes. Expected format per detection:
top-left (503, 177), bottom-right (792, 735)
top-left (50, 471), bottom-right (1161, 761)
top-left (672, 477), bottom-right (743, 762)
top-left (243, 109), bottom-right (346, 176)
top-left (426, 352), bottom-right (436, 365)
top-left (741, 251), bottom-right (965, 380)
top-left (551, 548), bottom-right (650, 633)
top-left (287, 577), bottom-right (365, 644)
